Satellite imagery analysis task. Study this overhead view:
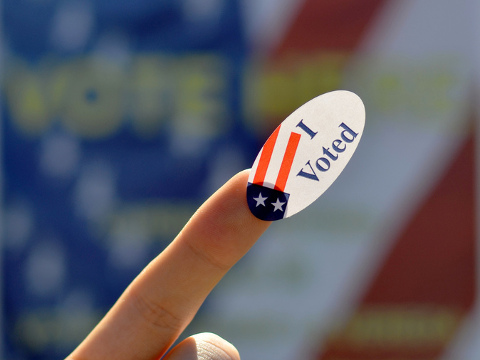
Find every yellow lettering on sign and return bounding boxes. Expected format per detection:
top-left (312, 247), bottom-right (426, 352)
top-left (109, 201), bottom-right (198, 242)
top-left (62, 57), bottom-right (125, 138)
top-left (5, 62), bottom-right (52, 135)
top-left (174, 55), bottom-right (229, 139)
top-left (330, 307), bottom-right (461, 349)
top-left (14, 309), bottom-right (102, 352)
top-left (4, 53), bottom-right (230, 141)
top-left (129, 55), bottom-right (172, 137)
top-left (243, 52), bottom-right (347, 135)
top-left (352, 57), bottom-right (459, 127)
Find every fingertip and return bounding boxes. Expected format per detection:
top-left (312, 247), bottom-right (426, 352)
top-left (164, 333), bottom-right (240, 360)
top-left (195, 332), bottom-right (240, 360)
top-left (183, 169), bottom-right (271, 269)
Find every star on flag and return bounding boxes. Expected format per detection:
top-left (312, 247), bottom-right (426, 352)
top-left (271, 198), bottom-right (285, 212)
top-left (253, 193), bottom-right (268, 207)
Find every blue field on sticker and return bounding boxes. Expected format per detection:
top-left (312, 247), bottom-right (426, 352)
top-left (247, 183), bottom-right (290, 221)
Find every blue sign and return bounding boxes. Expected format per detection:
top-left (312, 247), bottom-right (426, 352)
top-left (2, 1), bottom-right (253, 358)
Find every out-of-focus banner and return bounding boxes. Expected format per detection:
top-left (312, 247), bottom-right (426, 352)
top-left (2, 0), bottom-right (478, 359)
top-left (2, 1), bottom-right (252, 358)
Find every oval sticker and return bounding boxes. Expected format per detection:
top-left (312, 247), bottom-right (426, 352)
top-left (247, 90), bottom-right (365, 221)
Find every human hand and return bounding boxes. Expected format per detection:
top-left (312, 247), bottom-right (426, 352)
top-left (67, 170), bottom-right (271, 360)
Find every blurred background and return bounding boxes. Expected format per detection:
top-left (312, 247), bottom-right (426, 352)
top-left (1, 0), bottom-right (478, 359)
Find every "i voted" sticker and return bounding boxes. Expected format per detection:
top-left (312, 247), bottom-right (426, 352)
top-left (247, 90), bottom-right (365, 221)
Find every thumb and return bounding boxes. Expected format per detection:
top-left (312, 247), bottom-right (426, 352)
top-left (164, 333), bottom-right (240, 360)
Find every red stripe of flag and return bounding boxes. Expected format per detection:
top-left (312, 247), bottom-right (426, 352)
top-left (274, 132), bottom-right (301, 192)
top-left (253, 125), bottom-right (281, 185)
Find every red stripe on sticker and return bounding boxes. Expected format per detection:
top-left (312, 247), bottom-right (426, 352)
top-left (274, 132), bottom-right (301, 192)
top-left (253, 125), bottom-right (281, 185)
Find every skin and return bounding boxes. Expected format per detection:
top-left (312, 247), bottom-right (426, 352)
top-left (67, 170), bottom-right (271, 360)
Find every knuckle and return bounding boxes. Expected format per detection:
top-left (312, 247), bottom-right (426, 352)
top-left (131, 292), bottom-right (183, 333)
top-left (184, 239), bottom-right (231, 272)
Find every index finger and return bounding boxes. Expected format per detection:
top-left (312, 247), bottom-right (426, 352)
top-left (68, 170), bottom-right (271, 360)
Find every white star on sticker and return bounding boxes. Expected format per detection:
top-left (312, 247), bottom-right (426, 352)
top-left (271, 198), bottom-right (286, 212)
top-left (253, 192), bottom-right (268, 207)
